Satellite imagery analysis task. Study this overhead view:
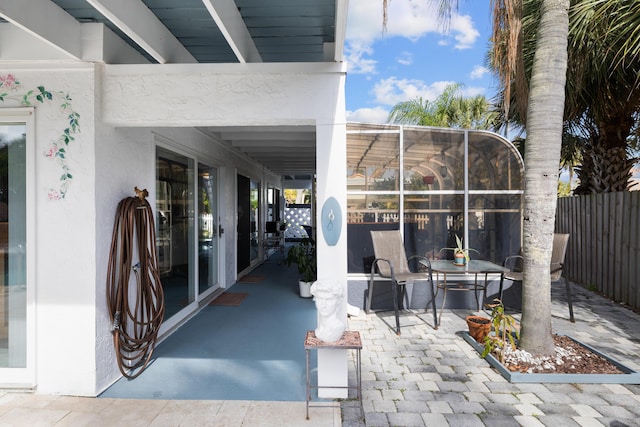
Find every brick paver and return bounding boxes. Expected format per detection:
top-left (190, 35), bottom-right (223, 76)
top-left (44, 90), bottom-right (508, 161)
top-left (341, 280), bottom-right (640, 426)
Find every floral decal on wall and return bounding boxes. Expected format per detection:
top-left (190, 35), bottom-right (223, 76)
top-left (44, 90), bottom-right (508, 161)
top-left (0, 74), bottom-right (80, 200)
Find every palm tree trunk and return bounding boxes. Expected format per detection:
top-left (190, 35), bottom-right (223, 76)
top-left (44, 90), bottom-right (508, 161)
top-left (520, 0), bottom-right (569, 356)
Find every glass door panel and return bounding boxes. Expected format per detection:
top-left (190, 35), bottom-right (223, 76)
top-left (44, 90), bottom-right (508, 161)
top-left (156, 147), bottom-right (194, 320)
top-left (0, 121), bottom-right (30, 384)
top-left (250, 180), bottom-right (259, 263)
top-left (198, 164), bottom-right (218, 295)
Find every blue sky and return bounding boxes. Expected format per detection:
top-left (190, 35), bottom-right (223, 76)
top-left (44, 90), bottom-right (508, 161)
top-left (345, 0), bottom-right (494, 124)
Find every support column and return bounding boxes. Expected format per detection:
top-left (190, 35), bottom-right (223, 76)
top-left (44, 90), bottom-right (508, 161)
top-left (315, 118), bottom-right (348, 398)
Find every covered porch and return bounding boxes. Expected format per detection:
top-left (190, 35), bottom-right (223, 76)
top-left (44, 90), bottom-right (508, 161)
top-left (95, 250), bottom-right (640, 425)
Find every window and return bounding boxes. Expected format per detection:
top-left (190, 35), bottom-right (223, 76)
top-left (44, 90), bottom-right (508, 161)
top-left (346, 123), bottom-right (524, 274)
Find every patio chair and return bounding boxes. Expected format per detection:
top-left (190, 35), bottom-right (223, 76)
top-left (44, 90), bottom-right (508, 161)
top-left (366, 230), bottom-right (438, 334)
top-left (263, 221), bottom-right (285, 262)
top-left (499, 233), bottom-right (575, 322)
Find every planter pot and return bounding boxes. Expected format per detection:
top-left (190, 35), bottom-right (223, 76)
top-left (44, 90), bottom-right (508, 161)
top-left (422, 175), bottom-right (435, 185)
top-left (466, 315), bottom-right (491, 342)
top-left (454, 253), bottom-right (466, 266)
top-left (299, 280), bottom-right (313, 298)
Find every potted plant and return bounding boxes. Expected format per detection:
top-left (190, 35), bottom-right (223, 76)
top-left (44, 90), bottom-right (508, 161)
top-left (481, 299), bottom-right (520, 363)
top-left (285, 237), bottom-right (317, 298)
top-left (444, 234), bottom-right (470, 265)
top-left (466, 314), bottom-right (491, 342)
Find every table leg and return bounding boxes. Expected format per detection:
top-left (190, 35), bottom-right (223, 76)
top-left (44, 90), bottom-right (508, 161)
top-left (305, 348), bottom-right (310, 420)
top-left (473, 273), bottom-right (479, 310)
top-left (438, 273), bottom-right (447, 326)
top-left (357, 348), bottom-right (363, 418)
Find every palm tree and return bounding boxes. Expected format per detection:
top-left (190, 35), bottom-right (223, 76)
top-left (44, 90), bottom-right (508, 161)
top-left (419, 0), bottom-right (569, 355)
top-left (567, 0), bottom-right (640, 193)
top-left (387, 82), bottom-right (497, 130)
top-left (516, 1), bottom-right (569, 355)
top-left (388, 97), bottom-right (442, 126)
top-left (495, 0), bottom-right (640, 194)
top-left (453, 94), bottom-right (498, 129)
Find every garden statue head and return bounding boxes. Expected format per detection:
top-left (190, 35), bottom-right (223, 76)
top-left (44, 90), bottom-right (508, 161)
top-left (310, 280), bottom-right (345, 342)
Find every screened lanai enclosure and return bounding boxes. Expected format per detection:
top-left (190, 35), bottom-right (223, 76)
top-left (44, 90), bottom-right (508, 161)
top-left (346, 123), bottom-right (524, 275)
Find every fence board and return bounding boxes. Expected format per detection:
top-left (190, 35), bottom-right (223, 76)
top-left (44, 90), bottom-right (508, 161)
top-left (573, 197), bottom-right (596, 283)
top-left (632, 194), bottom-right (640, 308)
top-left (597, 195), bottom-right (605, 293)
top-left (585, 195), bottom-right (594, 287)
top-left (591, 194), bottom-right (599, 291)
top-left (620, 193), bottom-right (631, 304)
top-left (556, 191), bottom-right (640, 311)
top-left (613, 193), bottom-right (624, 301)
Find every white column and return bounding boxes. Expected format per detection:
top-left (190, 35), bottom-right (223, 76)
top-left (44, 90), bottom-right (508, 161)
top-left (315, 118), bottom-right (348, 398)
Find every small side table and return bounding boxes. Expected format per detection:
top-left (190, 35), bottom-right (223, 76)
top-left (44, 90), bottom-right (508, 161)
top-left (304, 330), bottom-right (363, 420)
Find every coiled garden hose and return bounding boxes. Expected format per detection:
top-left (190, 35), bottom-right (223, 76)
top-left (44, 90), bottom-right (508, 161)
top-left (106, 188), bottom-right (165, 379)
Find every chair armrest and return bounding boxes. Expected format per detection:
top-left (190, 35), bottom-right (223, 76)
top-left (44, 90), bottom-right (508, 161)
top-left (550, 262), bottom-right (564, 275)
top-left (370, 257), bottom-right (395, 279)
top-left (407, 254), bottom-right (430, 272)
top-left (503, 254), bottom-right (523, 271)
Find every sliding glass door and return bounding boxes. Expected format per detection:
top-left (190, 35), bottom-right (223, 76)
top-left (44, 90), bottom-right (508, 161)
top-left (156, 146), bottom-right (220, 323)
top-left (198, 164), bottom-right (218, 296)
top-left (0, 115), bottom-right (34, 387)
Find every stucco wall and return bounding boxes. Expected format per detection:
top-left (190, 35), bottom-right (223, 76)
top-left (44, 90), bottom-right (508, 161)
top-left (101, 63), bottom-right (345, 126)
top-left (0, 64), bottom-right (98, 395)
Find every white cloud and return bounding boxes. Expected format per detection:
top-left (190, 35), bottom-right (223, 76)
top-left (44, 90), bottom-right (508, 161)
top-left (347, 107), bottom-right (391, 124)
top-left (346, 0), bottom-right (439, 44)
top-left (345, 42), bottom-right (378, 74)
top-left (382, 1), bottom-right (441, 41)
top-left (396, 51), bottom-right (413, 66)
top-left (345, 0), bottom-right (481, 74)
top-left (372, 77), bottom-right (455, 106)
top-left (449, 14), bottom-right (480, 50)
top-left (470, 65), bottom-right (489, 80)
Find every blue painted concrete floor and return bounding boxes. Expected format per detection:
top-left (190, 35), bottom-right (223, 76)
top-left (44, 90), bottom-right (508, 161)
top-left (100, 256), bottom-right (320, 401)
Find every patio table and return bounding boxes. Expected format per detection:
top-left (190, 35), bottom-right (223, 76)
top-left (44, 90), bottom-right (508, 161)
top-left (425, 259), bottom-right (507, 325)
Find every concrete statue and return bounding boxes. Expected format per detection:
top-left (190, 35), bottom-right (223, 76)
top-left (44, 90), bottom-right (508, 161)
top-left (310, 280), bottom-right (345, 342)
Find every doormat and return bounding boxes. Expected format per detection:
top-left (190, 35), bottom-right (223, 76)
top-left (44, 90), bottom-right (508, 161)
top-left (238, 274), bottom-right (265, 283)
top-left (210, 292), bottom-right (248, 306)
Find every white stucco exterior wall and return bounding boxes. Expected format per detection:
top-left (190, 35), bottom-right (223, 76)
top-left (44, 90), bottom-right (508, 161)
top-left (101, 63), bottom-right (345, 127)
top-left (0, 64), bottom-right (98, 395)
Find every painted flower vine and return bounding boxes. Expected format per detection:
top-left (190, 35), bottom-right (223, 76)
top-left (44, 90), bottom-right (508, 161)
top-left (0, 73), bottom-right (80, 200)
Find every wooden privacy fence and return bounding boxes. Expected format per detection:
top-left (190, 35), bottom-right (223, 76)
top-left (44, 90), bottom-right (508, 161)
top-left (555, 191), bottom-right (640, 311)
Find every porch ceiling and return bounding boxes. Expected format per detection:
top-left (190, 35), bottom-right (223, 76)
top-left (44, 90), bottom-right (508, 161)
top-left (5, 0), bottom-right (344, 64)
top-left (200, 125), bottom-right (316, 180)
top-left (0, 0), bottom-right (348, 181)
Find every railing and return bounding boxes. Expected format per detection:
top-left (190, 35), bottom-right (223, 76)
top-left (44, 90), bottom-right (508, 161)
top-left (556, 191), bottom-right (640, 311)
top-left (284, 205), bottom-right (311, 239)
top-left (347, 210), bottom-right (455, 227)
